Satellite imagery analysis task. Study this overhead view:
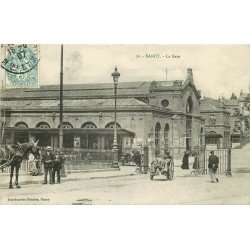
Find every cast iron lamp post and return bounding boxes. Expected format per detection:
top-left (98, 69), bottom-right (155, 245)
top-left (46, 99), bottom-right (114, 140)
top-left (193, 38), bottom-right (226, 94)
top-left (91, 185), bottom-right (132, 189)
top-left (59, 44), bottom-right (66, 177)
top-left (111, 66), bottom-right (120, 168)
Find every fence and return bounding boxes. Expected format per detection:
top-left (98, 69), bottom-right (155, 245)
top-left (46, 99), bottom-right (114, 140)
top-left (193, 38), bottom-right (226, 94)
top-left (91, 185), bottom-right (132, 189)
top-left (200, 149), bottom-right (231, 176)
top-left (64, 150), bottom-right (113, 171)
top-left (1, 150), bottom-right (114, 174)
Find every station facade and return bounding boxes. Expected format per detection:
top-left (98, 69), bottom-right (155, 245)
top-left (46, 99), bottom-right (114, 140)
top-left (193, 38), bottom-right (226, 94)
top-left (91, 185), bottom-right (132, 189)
top-left (1, 68), bottom-right (205, 159)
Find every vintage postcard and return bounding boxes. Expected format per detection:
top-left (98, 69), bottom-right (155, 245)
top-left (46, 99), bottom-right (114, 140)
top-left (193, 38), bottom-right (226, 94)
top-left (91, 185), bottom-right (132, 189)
top-left (0, 44), bottom-right (249, 205)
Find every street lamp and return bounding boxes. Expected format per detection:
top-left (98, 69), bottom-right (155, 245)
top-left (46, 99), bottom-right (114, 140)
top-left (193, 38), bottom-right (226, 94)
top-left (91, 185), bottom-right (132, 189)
top-left (111, 66), bottom-right (120, 168)
top-left (59, 44), bottom-right (66, 177)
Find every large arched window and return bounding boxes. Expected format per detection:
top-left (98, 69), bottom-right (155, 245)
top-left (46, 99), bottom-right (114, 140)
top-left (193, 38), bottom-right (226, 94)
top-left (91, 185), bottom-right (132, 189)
top-left (80, 122), bottom-right (98, 149)
top-left (164, 123), bottom-right (169, 153)
top-left (81, 122), bottom-right (97, 129)
top-left (200, 127), bottom-right (203, 148)
top-left (36, 122), bottom-right (50, 128)
top-left (58, 122), bottom-right (73, 129)
top-left (14, 122), bottom-right (28, 128)
top-left (105, 122), bottom-right (121, 129)
top-left (186, 96), bottom-right (193, 114)
top-left (155, 122), bottom-right (161, 157)
top-left (186, 117), bottom-right (192, 150)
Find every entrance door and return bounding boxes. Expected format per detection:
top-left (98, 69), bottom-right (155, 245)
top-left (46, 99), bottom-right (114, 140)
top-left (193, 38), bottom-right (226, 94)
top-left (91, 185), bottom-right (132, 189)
top-left (14, 132), bottom-right (29, 144)
top-left (35, 133), bottom-right (51, 148)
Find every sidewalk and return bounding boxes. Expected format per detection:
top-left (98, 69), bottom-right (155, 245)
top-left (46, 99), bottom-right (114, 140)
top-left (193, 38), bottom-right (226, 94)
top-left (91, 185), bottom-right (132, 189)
top-left (0, 166), bottom-right (136, 188)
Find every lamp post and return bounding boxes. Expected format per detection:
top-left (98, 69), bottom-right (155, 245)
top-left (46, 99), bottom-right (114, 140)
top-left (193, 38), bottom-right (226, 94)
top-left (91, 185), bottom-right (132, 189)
top-left (59, 44), bottom-right (66, 177)
top-left (111, 66), bottom-right (120, 168)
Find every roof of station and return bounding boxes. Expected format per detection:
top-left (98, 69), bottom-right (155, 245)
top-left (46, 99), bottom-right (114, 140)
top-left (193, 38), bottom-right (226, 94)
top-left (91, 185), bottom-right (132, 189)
top-left (1, 80), bottom-right (190, 100)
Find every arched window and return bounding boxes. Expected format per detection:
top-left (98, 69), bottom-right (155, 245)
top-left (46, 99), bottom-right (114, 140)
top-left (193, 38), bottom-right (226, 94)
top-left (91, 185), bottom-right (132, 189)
top-left (81, 122), bottom-right (97, 129)
top-left (186, 117), bottom-right (192, 150)
top-left (36, 122), bottom-right (50, 129)
top-left (58, 122), bottom-right (73, 129)
top-left (186, 96), bottom-right (193, 114)
top-left (200, 127), bottom-right (203, 148)
top-left (164, 123), bottom-right (169, 153)
top-left (14, 122), bottom-right (28, 129)
top-left (105, 122), bottom-right (121, 129)
top-left (80, 122), bottom-right (98, 149)
top-left (155, 122), bottom-right (161, 157)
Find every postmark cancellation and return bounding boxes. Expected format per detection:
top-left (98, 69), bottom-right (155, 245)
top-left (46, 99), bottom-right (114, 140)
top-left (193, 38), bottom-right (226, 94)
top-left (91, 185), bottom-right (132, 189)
top-left (1, 44), bottom-right (40, 89)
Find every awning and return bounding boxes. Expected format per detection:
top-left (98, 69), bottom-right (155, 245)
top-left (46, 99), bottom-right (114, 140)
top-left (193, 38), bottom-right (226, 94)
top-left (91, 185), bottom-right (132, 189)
top-left (205, 132), bottom-right (222, 138)
top-left (5, 127), bottom-right (135, 137)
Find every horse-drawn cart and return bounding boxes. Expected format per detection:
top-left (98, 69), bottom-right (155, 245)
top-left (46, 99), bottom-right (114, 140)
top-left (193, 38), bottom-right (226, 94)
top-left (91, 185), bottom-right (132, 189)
top-left (150, 157), bottom-right (174, 180)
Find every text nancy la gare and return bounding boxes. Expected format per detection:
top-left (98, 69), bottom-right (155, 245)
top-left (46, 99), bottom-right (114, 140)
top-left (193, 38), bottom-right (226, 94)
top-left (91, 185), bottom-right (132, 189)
top-left (135, 54), bottom-right (180, 59)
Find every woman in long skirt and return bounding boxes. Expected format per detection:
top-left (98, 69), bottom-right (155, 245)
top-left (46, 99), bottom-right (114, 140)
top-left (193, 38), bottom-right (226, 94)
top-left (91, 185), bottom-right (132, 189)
top-left (181, 150), bottom-right (189, 169)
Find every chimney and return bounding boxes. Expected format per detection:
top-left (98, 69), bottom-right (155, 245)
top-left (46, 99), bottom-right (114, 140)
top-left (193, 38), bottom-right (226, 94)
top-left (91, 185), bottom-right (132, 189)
top-left (187, 68), bottom-right (193, 83)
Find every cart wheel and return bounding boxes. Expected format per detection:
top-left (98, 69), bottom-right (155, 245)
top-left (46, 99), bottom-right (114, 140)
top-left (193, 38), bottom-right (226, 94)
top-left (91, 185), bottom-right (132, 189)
top-left (164, 172), bottom-right (169, 180)
top-left (150, 173), bottom-right (154, 180)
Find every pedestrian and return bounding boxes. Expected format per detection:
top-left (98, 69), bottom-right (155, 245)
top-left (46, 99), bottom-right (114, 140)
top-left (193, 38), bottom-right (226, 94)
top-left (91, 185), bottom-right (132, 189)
top-left (132, 150), bottom-right (142, 172)
top-left (192, 151), bottom-right (199, 173)
top-left (181, 150), bottom-right (189, 169)
top-left (208, 151), bottom-right (219, 183)
top-left (42, 146), bottom-right (54, 185)
top-left (52, 150), bottom-right (64, 184)
top-left (163, 151), bottom-right (173, 179)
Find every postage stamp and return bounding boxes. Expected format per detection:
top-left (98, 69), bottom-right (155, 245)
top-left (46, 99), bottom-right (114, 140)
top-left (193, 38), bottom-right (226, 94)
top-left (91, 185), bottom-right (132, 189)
top-left (1, 44), bottom-right (39, 89)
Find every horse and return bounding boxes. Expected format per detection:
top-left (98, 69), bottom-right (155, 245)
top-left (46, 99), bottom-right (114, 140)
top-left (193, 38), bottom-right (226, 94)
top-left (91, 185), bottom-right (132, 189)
top-left (0, 140), bottom-right (41, 189)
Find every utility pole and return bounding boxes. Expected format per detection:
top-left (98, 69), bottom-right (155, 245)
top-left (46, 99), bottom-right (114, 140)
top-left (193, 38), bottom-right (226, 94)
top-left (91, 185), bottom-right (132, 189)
top-left (59, 44), bottom-right (66, 177)
top-left (59, 44), bottom-right (63, 152)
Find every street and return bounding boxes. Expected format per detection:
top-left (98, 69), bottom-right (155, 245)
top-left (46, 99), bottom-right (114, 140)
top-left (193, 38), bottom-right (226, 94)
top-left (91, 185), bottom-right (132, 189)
top-left (0, 148), bottom-right (249, 205)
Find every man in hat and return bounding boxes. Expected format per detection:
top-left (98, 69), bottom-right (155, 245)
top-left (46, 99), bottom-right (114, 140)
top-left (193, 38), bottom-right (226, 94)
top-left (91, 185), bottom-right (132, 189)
top-left (42, 146), bottom-right (55, 185)
top-left (163, 151), bottom-right (173, 179)
top-left (52, 150), bottom-right (65, 184)
top-left (132, 150), bottom-right (142, 173)
top-left (208, 151), bottom-right (219, 183)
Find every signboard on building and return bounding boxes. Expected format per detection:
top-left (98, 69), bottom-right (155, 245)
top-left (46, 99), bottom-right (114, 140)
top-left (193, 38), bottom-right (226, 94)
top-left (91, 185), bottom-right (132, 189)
top-left (74, 137), bottom-right (80, 147)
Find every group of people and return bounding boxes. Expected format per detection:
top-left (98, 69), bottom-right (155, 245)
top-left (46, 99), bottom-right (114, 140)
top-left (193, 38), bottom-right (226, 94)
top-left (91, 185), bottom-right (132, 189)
top-left (40, 145), bottom-right (219, 184)
top-left (126, 148), bottom-right (219, 183)
top-left (181, 150), bottom-right (219, 183)
top-left (181, 151), bottom-right (199, 170)
top-left (42, 146), bottom-right (64, 185)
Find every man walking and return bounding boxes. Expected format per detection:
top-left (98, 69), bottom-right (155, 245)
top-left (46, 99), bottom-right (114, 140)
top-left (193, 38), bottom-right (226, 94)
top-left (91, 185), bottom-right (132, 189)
top-left (132, 150), bottom-right (142, 173)
top-left (52, 150), bottom-right (64, 184)
top-left (163, 151), bottom-right (173, 180)
top-left (208, 151), bottom-right (219, 183)
top-left (42, 146), bottom-right (54, 185)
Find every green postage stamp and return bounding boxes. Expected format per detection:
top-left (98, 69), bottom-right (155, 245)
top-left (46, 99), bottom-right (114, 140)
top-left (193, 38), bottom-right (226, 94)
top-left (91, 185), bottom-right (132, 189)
top-left (1, 44), bottom-right (39, 88)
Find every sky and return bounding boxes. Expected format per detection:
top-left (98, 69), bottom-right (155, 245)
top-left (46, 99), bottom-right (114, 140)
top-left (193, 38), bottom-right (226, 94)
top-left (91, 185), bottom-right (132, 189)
top-left (1, 45), bottom-right (250, 99)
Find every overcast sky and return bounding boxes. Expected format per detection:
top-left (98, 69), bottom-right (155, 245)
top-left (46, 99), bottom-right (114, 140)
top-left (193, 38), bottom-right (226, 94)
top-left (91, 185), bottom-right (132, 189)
top-left (1, 45), bottom-right (250, 98)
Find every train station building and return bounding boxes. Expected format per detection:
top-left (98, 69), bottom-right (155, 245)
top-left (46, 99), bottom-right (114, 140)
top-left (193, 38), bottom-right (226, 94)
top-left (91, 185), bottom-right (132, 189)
top-left (1, 68), bottom-right (205, 160)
